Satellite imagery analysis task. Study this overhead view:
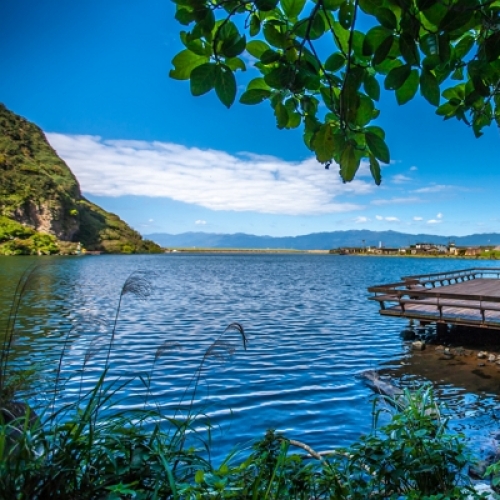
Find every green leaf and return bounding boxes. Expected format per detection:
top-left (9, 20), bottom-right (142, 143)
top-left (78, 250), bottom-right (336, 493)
top-left (332, 20), bottom-right (350, 53)
top-left (263, 24), bottom-right (286, 47)
top-left (420, 69), bottom-right (440, 106)
top-left (175, 8), bottom-right (195, 26)
top-left (195, 470), bottom-right (204, 484)
top-left (366, 132), bottom-right (390, 163)
top-left (310, 14), bottom-right (326, 39)
top-left (454, 34), bottom-right (474, 60)
top-left (247, 77), bottom-right (270, 90)
top-left (281, 0), bottom-right (306, 19)
top-left (249, 14), bottom-right (261, 36)
top-left (485, 32), bottom-right (500, 62)
top-left (274, 102), bottom-right (289, 129)
top-left (399, 34), bottom-right (420, 65)
top-left (214, 65), bottom-right (236, 108)
top-left (385, 64), bottom-right (411, 90)
top-left (373, 35), bottom-right (394, 66)
top-left (439, 9), bottom-right (470, 32)
top-left (254, 0), bottom-right (279, 11)
top-left (364, 74), bottom-right (380, 101)
top-left (246, 40), bottom-right (270, 58)
top-left (325, 53), bottom-right (346, 72)
top-left (436, 102), bottom-right (458, 118)
top-left (375, 8), bottom-right (397, 30)
top-left (363, 26), bottom-right (392, 56)
top-left (395, 69), bottom-right (419, 105)
top-left (287, 112), bottom-right (301, 128)
top-left (339, 2), bottom-right (353, 29)
top-left (225, 57), bottom-right (246, 71)
top-left (365, 125), bottom-right (385, 139)
top-left (222, 35), bottom-right (246, 58)
top-left (312, 124), bottom-right (336, 163)
top-left (260, 49), bottom-right (281, 64)
top-left (264, 65), bottom-right (294, 89)
top-left (340, 142), bottom-right (360, 182)
top-left (170, 50), bottom-right (209, 80)
top-left (323, 0), bottom-right (344, 10)
top-left (369, 154), bottom-right (382, 185)
top-left (240, 89), bottom-right (271, 104)
top-left (355, 95), bottom-right (375, 127)
top-left (190, 63), bottom-right (216, 96)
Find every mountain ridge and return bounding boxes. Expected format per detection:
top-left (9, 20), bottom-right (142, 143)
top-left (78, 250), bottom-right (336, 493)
top-left (147, 230), bottom-right (500, 250)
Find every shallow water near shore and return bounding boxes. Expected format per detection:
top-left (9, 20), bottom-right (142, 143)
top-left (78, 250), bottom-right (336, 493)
top-left (1, 254), bottom-right (500, 460)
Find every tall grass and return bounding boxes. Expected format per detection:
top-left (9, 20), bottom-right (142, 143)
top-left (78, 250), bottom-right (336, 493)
top-left (0, 266), bottom-right (484, 499)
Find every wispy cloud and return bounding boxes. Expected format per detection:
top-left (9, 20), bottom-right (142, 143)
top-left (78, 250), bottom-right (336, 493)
top-left (195, 220), bottom-right (207, 225)
top-left (375, 215), bottom-right (399, 222)
top-left (353, 216), bottom-right (369, 223)
top-left (391, 174), bottom-right (412, 184)
top-left (371, 197), bottom-right (420, 206)
top-left (427, 219), bottom-right (442, 224)
top-left (413, 184), bottom-right (454, 193)
top-left (410, 166), bottom-right (418, 171)
top-left (47, 134), bottom-right (374, 216)
top-left (413, 216), bottom-right (423, 221)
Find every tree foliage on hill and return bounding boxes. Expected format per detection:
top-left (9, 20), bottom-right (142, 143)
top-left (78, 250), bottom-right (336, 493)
top-left (0, 104), bottom-right (162, 254)
top-left (170, 0), bottom-right (500, 184)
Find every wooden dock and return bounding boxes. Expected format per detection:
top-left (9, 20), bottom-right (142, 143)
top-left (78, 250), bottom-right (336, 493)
top-left (368, 268), bottom-right (500, 330)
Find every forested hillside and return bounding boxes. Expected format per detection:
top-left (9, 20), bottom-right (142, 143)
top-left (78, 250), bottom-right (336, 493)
top-left (0, 104), bottom-right (162, 255)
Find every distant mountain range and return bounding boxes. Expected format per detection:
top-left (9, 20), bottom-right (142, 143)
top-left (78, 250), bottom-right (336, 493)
top-left (146, 230), bottom-right (500, 250)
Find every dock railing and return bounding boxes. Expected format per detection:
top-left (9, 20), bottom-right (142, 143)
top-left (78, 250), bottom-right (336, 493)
top-left (367, 267), bottom-right (500, 328)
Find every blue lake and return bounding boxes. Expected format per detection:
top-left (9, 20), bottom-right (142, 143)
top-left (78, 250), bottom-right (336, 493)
top-left (1, 254), bottom-right (500, 459)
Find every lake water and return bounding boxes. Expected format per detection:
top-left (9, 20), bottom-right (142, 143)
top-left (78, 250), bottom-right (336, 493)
top-left (1, 254), bottom-right (500, 459)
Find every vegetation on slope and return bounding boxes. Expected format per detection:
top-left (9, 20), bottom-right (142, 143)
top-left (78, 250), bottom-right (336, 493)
top-left (0, 103), bottom-right (162, 254)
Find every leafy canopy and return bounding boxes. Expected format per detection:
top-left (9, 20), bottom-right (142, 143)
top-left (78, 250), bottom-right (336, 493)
top-left (170, 0), bottom-right (500, 184)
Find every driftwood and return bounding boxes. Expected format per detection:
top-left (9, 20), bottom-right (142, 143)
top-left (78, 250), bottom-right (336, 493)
top-left (359, 370), bottom-right (403, 399)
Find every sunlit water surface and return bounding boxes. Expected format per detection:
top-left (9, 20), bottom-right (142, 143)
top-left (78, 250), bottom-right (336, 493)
top-left (1, 254), bottom-right (500, 460)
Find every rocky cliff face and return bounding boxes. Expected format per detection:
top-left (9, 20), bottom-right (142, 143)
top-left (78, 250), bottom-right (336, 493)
top-left (0, 104), bottom-right (162, 254)
top-left (12, 200), bottom-right (80, 241)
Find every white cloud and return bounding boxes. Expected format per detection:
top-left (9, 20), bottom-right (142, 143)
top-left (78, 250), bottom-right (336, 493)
top-left (385, 216), bottom-right (400, 222)
top-left (413, 216), bottom-right (423, 221)
top-left (375, 215), bottom-right (383, 220)
top-left (354, 216), bottom-right (369, 223)
top-left (427, 219), bottom-right (442, 224)
top-left (195, 220), bottom-right (207, 225)
top-left (437, 212), bottom-right (443, 219)
top-left (410, 166), bottom-right (418, 171)
top-left (371, 197), bottom-right (420, 205)
top-left (148, 218), bottom-right (154, 222)
top-left (391, 174), bottom-right (412, 184)
top-left (413, 184), bottom-right (453, 193)
top-left (47, 134), bottom-right (374, 216)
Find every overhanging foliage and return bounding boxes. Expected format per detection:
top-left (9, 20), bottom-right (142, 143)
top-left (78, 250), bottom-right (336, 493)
top-left (170, 0), bottom-right (500, 184)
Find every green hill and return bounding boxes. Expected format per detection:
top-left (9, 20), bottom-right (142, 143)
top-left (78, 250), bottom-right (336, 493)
top-left (0, 104), bottom-right (162, 255)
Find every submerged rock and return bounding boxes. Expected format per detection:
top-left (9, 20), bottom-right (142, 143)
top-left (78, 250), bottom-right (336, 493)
top-left (400, 329), bottom-right (416, 340)
top-left (412, 340), bottom-right (425, 351)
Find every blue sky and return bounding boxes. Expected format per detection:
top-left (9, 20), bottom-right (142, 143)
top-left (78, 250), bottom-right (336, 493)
top-left (1, 0), bottom-right (499, 237)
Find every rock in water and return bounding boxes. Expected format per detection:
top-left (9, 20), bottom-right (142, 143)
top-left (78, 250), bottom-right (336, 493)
top-left (412, 340), bottom-right (425, 351)
top-left (400, 329), bottom-right (416, 340)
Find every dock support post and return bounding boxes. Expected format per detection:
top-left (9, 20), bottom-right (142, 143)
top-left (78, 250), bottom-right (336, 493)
top-left (436, 323), bottom-right (448, 338)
